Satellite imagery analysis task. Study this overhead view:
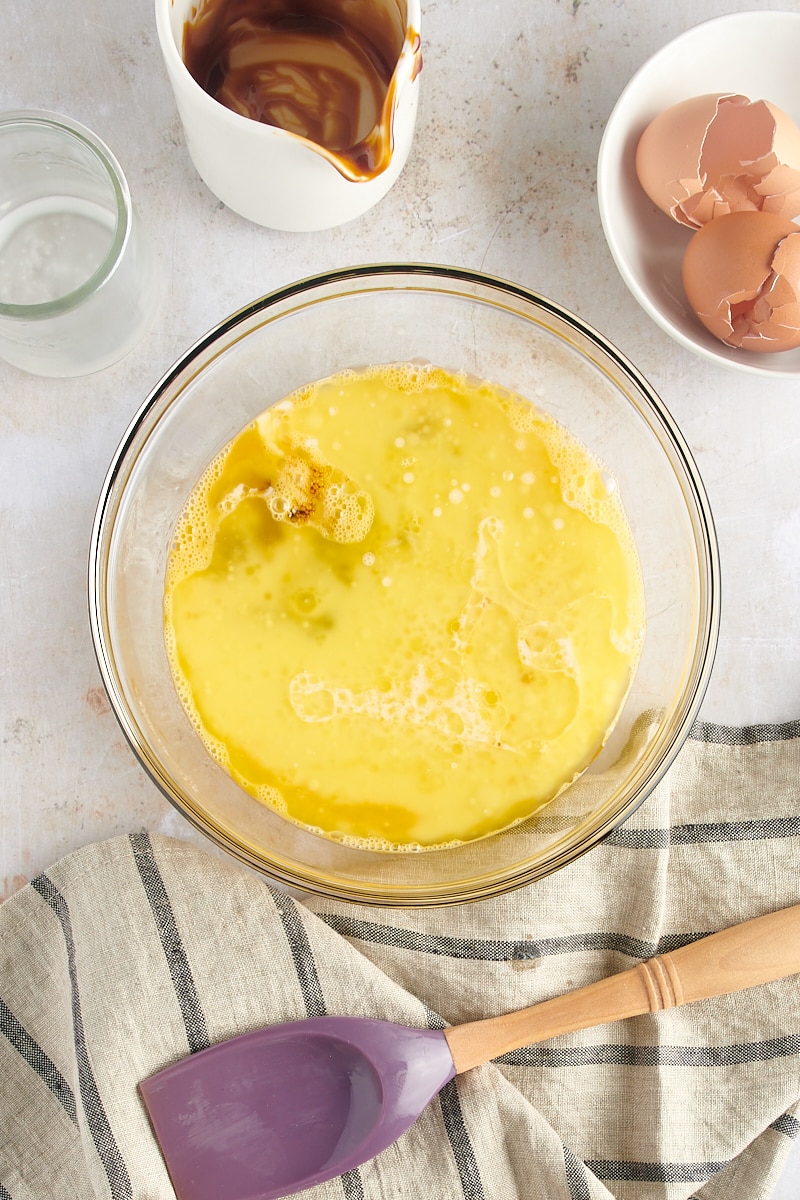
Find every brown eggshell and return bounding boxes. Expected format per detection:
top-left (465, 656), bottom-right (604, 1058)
top-left (635, 93), bottom-right (800, 229)
top-left (681, 211), bottom-right (800, 352)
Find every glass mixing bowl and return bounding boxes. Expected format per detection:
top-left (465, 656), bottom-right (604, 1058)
top-left (89, 265), bottom-right (719, 905)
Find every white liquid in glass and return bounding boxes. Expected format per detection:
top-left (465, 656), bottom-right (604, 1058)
top-left (0, 196), bottom-right (115, 306)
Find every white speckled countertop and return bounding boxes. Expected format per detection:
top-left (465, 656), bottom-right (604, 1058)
top-left (2, 1), bottom-right (799, 1192)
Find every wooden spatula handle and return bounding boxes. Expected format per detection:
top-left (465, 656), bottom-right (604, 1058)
top-left (445, 902), bottom-right (800, 1074)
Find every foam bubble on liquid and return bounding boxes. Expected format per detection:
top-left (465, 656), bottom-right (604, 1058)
top-left (165, 452), bottom-right (228, 587)
top-left (518, 621), bottom-right (578, 676)
top-left (288, 663), bottom-right (511, 750)
top-left (253, 784), bottom-right (289, 815)
top-left (251, 435), bottom-right (375, 544)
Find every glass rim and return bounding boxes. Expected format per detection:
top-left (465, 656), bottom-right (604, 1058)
top-left (0, 109), bottom-right (132, 319)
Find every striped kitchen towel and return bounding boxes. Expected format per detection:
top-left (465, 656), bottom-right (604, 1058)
top-left (1, 721), bottom-right (799, 1200)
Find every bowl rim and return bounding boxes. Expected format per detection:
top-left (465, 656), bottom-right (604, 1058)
top-left (597, 9), bottom-right (800, 379)
top-left (88, 262), bottom-right (721, 905)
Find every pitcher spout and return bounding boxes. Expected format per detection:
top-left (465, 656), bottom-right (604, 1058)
top-left (325, 24), bottom-right (423, 182)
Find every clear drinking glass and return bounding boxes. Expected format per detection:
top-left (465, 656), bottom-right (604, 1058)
top-left (0, 110), bottom-right (158, 377)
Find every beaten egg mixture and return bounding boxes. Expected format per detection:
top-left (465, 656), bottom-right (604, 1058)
top-left (165, 364), bottom-right (644, 849)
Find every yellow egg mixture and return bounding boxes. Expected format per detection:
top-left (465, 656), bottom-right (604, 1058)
top-left (165, 364), bottom-right (644, 849)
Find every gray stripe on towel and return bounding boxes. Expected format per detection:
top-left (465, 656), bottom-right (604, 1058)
top-left (499, 1034), bottom-right (800, 1069)
top-left (0, 996), bottom-right (78, 1124)
top-left (437, 1079), bottom-right (486, 1199)
top-left (30, 873), bottom-right (133, 1200)
top-left (319, 913), bottom-right (710, 965)
top-left (607, 816), bottom-right (800, 849)
top-left (563, 1144), bottom-right (592, 1200)
top-left (771, 1112), bottom-right (800, 1139)
top-left (275, 897), bottom-right (327, 1019)
top-left (130, 831), bottom-right (210, 1054)
top-left (586, 1159), bottom-right (727, 1183)
top-left (425, 1007), bottom-right (486, 1199)
top-left (340, 1168), bottom-right (365, 1199)
top-left (690, 720), bottom-right (800, 745)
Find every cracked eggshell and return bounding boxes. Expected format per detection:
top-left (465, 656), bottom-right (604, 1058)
top-left (636, 93), bottom-right (800, 229)
top-left (681, 211), bottom-right (800, 353)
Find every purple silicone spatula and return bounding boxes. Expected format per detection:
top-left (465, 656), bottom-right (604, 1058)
top-left (140, 902), bottom-right (800, 1200)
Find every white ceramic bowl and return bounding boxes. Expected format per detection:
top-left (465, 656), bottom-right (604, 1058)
top-left (597, 10), bottom-right (800, 379)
